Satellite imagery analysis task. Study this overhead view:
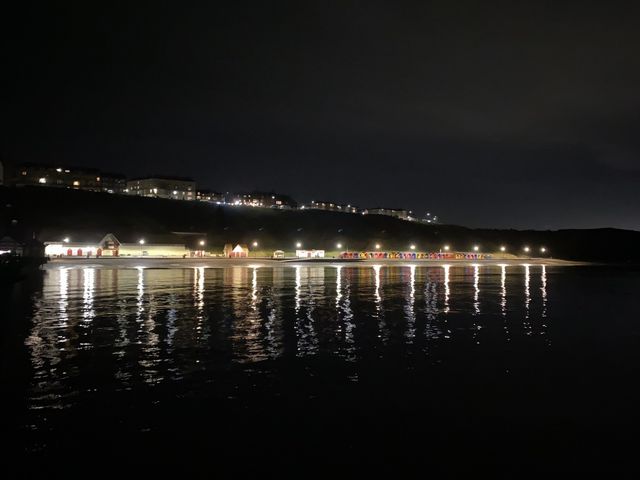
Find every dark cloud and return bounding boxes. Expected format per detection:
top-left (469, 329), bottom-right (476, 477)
top-left (2, 1), bottom-right (639, 229)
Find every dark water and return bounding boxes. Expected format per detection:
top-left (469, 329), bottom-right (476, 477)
top-left (3, 264), bottom-right (640, 473)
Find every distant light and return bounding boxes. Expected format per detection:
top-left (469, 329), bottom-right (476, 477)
top-left (500, 246), bottom-right (506, 252)
top-left (473, 245), bottom-right (479, 252)
top-left (38, 177), bottom-right (46, 184)
top-left (56, 168), bottom-right (62, 173)
top-left (375, 244), bottom-right (381, 249)
top-left (73, 180), bottom-right (80, 186)
top-left (63, 237), bottom-right (70, 243)
top-left (410, 244), bottom-right (416, 250)
top-left (296, 242), bottom-right (302, 248)
top-left (139, 239), bottom-right (145, 245)
top-left (252, 241), bottom-right (258, 247)
top-left (173, 190), bottom-right (178, 195)
top-left (540, 247), bottom-right (547, 253)
top-left (443, 245), bottom-right (450, 251)
top-left (337, 243), bottom-right (342, 249)
top-left (524, 246), bottom-right (530, 252)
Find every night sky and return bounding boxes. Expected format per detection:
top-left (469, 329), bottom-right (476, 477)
top-left (3, 1), bottom-right (639, 230)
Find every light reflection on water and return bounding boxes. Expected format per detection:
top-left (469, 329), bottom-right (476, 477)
top-left (26, 264), bottom-right (553, 399)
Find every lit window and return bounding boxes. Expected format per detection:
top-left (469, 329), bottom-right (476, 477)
top-left (38, 177), bottom-right (46, 184)
top-left (56, 168), bottom-right (62, 172)
top-left (73, 180), bottom-right (80, 186)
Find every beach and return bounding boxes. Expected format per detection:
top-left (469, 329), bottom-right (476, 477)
top-left (44, 256), bottom-right (587, 269)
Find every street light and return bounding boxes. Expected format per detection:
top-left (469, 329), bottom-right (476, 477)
top-left (252, 241), bottom-right (258, 247)
top-left (500, 246), bottom-right (506, 252)
top-left (375, 244), bottom-right (381, 250)
top-left (540, 247), bottom-right (547, 253)
top-left (473, 245), bottom-right (479, 252)
top-left (296, 242), bottom-right (302, 248)
top-left (199, 240), bottom-right (205, 246)
top-left (63, 237), bottom-right (70, 243)
top-left (139, 239), bottom-right (145, 245)
top-left (523, 246), bottom-right (530, 253)
top-left (336, 243), bottom-right (342, 249)
top-left (443, 245), bottom-right (450, 251)
top-left (410, 244), bottom-right (416, 250)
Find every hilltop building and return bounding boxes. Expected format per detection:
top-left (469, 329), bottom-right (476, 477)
top-left (10, 163), bottom-right (126, 194)
top-left (126, 177), bottom-right (195, 201)
top-left (363, 207), bottom-right (412, 220)
top-left (304, 200), bottom-right (359, 214)
top-left (196, 190), bottom-right (226, 203)
top-left (422, 212), bottom-right (439, 224)
top-left (228, 191), bottom-right (297, 209)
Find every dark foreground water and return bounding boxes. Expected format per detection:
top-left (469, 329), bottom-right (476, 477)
top-left (3, 264), bottom-right (640, 474)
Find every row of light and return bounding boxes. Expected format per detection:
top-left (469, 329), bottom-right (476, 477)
top-left (63, 237), bottom-right (546, 253)
top-left (323, 242), bottom-right (547, 253)
top-left (63, 237), bottom-right (212, 247)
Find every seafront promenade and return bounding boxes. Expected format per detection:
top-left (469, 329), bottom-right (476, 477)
top-left (45, 256), bottom-right (586, 269)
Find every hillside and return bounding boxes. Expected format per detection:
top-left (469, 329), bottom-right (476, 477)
top-left (1, 186), bottom-right (638, 262)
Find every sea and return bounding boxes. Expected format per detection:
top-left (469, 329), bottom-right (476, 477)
top-left (3, 263), bottom-right (640, 474)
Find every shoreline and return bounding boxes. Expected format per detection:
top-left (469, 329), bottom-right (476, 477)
top-left (44, 257), bottom-right (589, 269)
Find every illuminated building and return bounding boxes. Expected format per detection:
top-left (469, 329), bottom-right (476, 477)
top-left (11, 163), bottom-right (126, 193)
top-left (126, 177), bottom-right (195, 201)
top-left (305, 200), bottom-right (359, 213)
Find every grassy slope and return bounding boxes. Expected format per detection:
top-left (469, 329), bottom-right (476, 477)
top-left (1, 186), bottom-right (638, 262)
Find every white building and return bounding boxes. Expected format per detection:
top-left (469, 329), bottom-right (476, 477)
top-left (296, 249), bottom-right (325, 258)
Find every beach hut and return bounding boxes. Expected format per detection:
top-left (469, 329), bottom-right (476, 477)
top-left (230, 244), bottom-right (249, 258)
